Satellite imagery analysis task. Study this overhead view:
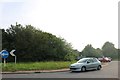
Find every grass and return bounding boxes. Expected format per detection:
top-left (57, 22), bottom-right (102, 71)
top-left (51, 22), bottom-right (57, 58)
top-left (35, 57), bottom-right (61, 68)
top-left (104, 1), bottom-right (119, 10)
top-left (2, 61), bottom-right (76, 72)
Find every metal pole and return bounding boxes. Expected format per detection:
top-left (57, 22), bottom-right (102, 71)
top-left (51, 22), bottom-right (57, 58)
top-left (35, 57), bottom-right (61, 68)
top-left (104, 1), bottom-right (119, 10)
top-left (15, 56), bottom-right (16, 64)
top-left (4, 58), bottom-right (6, 67)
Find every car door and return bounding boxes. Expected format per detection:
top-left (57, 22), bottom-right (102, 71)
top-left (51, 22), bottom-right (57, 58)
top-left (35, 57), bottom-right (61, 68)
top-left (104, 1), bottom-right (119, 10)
top-left (86, 59), bottom-right (96, 70)
top-left (92, 58), bottom-right (99, 68)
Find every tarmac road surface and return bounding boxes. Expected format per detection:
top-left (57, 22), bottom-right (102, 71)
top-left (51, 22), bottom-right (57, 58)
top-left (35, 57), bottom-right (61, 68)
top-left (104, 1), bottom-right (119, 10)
top-left (2, 61), bottom-right (118, 78)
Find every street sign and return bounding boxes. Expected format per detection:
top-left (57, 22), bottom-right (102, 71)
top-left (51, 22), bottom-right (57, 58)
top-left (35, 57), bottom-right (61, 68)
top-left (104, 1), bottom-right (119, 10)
top-left (10, 50), bottom-right (16, 64)
top-left (10, 50), bottom-right (16, 56)
top-left (1, 50), bottom-right (9, 59)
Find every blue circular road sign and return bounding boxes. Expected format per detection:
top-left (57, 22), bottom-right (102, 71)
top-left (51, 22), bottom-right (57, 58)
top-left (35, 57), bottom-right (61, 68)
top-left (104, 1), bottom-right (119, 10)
top-left (1, 50), bottom-right (9, 59)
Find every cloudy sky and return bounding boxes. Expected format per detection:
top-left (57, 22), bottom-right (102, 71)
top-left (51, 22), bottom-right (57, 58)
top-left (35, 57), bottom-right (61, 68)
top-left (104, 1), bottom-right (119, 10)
top-left (0, 0), bottom-right (119, 51)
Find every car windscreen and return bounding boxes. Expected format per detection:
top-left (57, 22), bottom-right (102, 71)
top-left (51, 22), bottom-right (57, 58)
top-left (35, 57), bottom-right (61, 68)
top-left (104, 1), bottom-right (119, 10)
top-left (77, 58), bottom-right (88, 63)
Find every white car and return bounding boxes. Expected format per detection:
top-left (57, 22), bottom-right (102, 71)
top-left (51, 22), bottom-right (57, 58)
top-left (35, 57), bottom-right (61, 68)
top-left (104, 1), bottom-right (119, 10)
top-left (70, 58), bottom-right (102, 72)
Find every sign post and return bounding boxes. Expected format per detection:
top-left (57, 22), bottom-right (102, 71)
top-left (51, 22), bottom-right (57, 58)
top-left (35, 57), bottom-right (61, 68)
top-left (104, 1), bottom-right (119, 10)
top-left (15, 56), bottom-right (16, 64)
top-left (4, 58), bottom-right (6, 66)
top-left (10, 50), bottom-right (16, 64)
top-left (1, 50), bottom-right (9, 66)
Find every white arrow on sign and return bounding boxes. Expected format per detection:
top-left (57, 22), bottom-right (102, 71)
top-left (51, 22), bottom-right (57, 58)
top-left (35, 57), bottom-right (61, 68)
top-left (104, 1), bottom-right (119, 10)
top-left (10, 50), bottom-right (16, 56)
top-left (1, 53), bottom-right (9, 56)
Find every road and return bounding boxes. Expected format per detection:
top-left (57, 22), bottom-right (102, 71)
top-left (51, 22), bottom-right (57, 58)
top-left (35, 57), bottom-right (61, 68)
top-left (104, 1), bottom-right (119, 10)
top-left (2, 61), bottom-right (118, 78)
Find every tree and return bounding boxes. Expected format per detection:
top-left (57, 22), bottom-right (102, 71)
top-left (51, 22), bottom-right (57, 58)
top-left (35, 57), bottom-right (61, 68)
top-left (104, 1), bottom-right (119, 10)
top-left (2, 23), bottom-right (77, 62)
top-left (82, 44), bottom-right (97, 57)
top-left (102, 42), bottom-right (118, 59)
top-left (81, 44), bottom-right (103, 57)
top-left (95, 48), bottom-right (103, 57)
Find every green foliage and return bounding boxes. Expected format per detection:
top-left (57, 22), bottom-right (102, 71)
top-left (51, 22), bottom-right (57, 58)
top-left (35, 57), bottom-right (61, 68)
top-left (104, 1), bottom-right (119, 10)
top-left (81, 44), bottom-right (100, 57)
top-left (95, 48), bottom-right (103, 57)
top-left (2, 23), bottom-right (77, 62)
top-left (2, 23), bottom-right (118, 62)
top-left (102, 42), bottom-right (118, 59)
top-left (81, 42), bottom-right (118, 59)
top-left (64, 52), bottom-right (77, 61)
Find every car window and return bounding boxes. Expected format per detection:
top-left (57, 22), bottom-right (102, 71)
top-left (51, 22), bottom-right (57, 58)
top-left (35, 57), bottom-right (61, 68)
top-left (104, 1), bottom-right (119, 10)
top-left (77, 58), bottom-right (88, 63)
top-left (87, 59), bottom-right (94, 63)
top-left (93, 58), bottom-right (98, 62)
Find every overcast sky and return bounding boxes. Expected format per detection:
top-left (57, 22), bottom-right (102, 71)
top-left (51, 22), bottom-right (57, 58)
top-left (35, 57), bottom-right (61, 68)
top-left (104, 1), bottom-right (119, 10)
top-left (0, 0), bottom-right (119, 51)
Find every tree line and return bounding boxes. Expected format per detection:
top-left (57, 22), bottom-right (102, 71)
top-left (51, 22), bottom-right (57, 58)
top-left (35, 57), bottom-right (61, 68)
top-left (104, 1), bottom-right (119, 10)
top-left (1, 23), bottom-right (119, 62)
top-left (2, 23), bottom-right (78, 62)
top-left (81, 42), bottom-right (118, 59)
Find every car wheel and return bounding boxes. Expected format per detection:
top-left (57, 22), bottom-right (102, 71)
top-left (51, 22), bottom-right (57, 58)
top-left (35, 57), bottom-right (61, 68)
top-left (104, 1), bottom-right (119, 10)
top-left (97, 65), bottom-right (101, 70)
top-left (81, 66), bottom-right (86, 72)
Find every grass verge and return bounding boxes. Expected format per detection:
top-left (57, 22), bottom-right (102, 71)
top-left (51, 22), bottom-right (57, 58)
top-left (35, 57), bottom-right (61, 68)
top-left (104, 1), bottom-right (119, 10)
top-left (2, 61), bottom-right (76, 72)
